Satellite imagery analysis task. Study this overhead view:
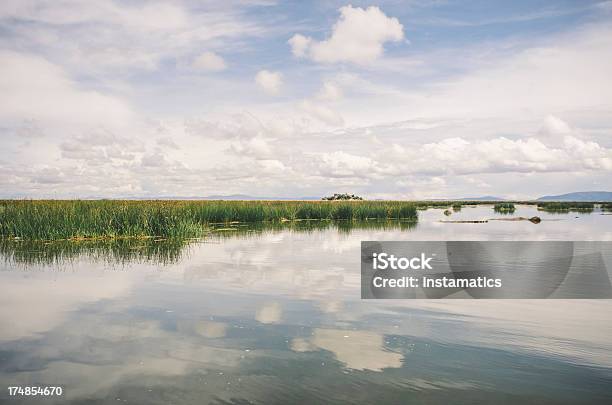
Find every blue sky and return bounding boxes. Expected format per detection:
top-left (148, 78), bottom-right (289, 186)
top-left (1, 0), bottom-right (612, 199)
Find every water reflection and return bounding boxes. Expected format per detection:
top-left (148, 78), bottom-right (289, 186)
top-left (0, 220), bottom-right (417, 266)
top-left (291, 329), bottom-right (404, 371)
top-left (0, 238), bottom-right (189, 266)
top-left (1, 206), bottom-right (612, 403)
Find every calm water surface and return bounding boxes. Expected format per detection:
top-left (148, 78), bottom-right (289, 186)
top-left (1, 205), bottom-right (612, 404)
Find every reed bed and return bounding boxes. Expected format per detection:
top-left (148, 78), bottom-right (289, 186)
top-left (0, 238), bottom-right (189, 266)
top-left (0, 219), bottom-right (419, 265)
top-left (536, 202), bottom-right (594, 212)
top-left (0, 200), bottom-right (418, 240)
top-left (493, 203), bottom-right (516, 213)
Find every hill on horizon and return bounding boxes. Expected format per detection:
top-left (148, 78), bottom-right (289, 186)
top-left (537, 191), bottom-right (612, 201)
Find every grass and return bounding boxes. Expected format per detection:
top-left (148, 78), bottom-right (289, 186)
top-left (1, 219), bottom-right (418, 265)
top-left (0, 238), bottom-right (189, 266)
top-left (493, 203), bottom-right (516, 213)
top-left (0, 200), bottom-right (418, 240)
top-left (536, 202), bottom-right (594, 212)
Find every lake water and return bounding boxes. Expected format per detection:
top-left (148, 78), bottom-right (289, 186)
top-left (1, 205), bottom-right (612, 403)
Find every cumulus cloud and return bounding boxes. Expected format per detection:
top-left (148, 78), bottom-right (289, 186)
top-left (257, 159), bottom-right (287, 174)
top-left (2, 2), bottom-right (612, 199)
top-left (308, 114), bottom-right (612, 184)
top-left (229, 135), bottom-right (274, 159)
top-left (316, 151), bottom-right (381, 178)
top-left (300, 100), bottom-right (344, 126)
top-left (60, 129), bottom-right (139, 164)
top-left (0, 50), bottom-right (134, 129)
top-left (192, 51), bottom-right (227, 71)
top-left (29, 167), bottom-right (66, 184)
top-left (380, 134), bottom-right (612, 176)
top-left (141, 152), bottom-right (169, 168)
top-left (255, 69), bottom-right (283, 95)
top-left (157, 136), bottom-right (180, 150)
top-left (184, 113), bottom-right (303, 163)
top-left (288, 34), bottom-right (311, 57)
top-left (317, 81), bottom-right (343, 101)
top-left (289, 5), bottom-right (404, 64)
top-left (539, 115), bottom-right (572, 136)
top-left (298, 81), bottom-right (345, 126)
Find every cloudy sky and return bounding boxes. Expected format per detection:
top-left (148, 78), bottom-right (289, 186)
top-left (1, 0), bottom-right (612, 199)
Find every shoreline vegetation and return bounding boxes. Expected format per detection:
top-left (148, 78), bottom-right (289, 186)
top-left (493, 203), bottom-right (516, 214)
top-left (0, 220), bottom-right (419, 265)
top-left (1, 199), bottom-right (608, 241)
top-left (536, 202), bottom-right (594, 212)
top-left (0, 200), bottom-right (419, 241)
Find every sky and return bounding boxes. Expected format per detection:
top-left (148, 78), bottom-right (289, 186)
top-left (1, 0), bottom-right (612, 199)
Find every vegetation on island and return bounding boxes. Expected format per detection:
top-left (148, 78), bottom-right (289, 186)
top-left (493, 203), bottom-right (516, 214)
top-left (322, 193), bottom-right (363, 200)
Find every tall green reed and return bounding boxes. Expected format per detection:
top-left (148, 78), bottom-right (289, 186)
top-left (0, 200), bottom-right (418, 240)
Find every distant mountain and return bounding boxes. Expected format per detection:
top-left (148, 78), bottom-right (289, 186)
top-left (458, 196), bottom-right (505, 201)
top-left (537, 191), bottom-right (612, 202)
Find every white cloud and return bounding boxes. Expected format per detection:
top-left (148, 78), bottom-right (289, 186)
top-left (254, 69), bottom-right (283, 95)
top-left (60, 129), bottom-right (139, 164)
top-left (414, 25), bottom-right (612, 119)
top-left (539, 115), bottom-right (572, 136)
top-left (157, 136), bottom-right (180, 150)
top-left (193, 51), bottom-right (227, 71)
top-left (298, 81), bottom-right (345, 126)
top-left (380, 134), bottom-right (612, 176)
top-left (0, 50), bottom-right (134, 129)
top-left (1, 3), bottom-right (612, 199)
top-left (289, 5), bottom-right (404, 64)
top-left (317, 151), bottom-right (381, 178)
top-left (0, 0), bottom-right (266, 74)
top-left (300, 100), bottom-right (344, 126)
top-left (257, 159), bottom-right (287, 174)
top-left (141, 152), bottom-right (169, 168)
top-left (0, 0), bottom-right (188, 31)
top-left (288, 34), bottom-right (311, 57)
top-left (230, 135), bottom-right (275, 159)
top-left (16, 118), bottom-right (45, 138)
top-left (317, 81), bottom-right (343, 101)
